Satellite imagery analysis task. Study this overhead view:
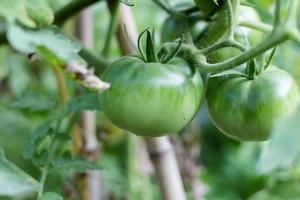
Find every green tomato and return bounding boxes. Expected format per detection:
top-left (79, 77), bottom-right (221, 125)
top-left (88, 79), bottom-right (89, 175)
top-left (160, 16), bottom-right (206, 43)
top-left (194, 0), bottom-right (222, 14)
top-left (207, 6), bottom-right (262, 63)
top-left (206, 66), bottom-right (300, 141)
top-left (100, 56), bottom-right (204, 137)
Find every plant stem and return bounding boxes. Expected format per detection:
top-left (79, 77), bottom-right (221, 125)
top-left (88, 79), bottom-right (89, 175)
top-left (54, 0), bottom-right (103, 25)
top-left (274, 0), bottom-right (281, 26)
top-left (37, 121), bottom-right (61, 199)
top-left (78, 48), bottom-right (109, 74)
top-left (52, 67), bottom-right (68, 103)
top-left (225, 0), bottom-right (235, 39)
top-left (193, 28), bottom-right (288, 72)
top-left (200, 39), bottom-right (246, 55)
top-left (37, 167), bottom-right (48, 199)
top-left (52, 65), bottom-right (83, 153)
top-left (238, 20), bottom-right (272, 33)
top-left (102, 0), bottom-right (120, 57)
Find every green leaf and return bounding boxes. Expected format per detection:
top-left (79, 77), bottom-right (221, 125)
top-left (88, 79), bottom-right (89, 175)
top-left (40, 192), bottom-right (63, 200)
top-left (51, 157), bottom-right (101, 172)
top-left (0, 149), bottom-right (39, 196)
top-left (12, 92), bottom-right (56, 112)
top-left (7, 54), bottom-right (30, 95)
top-left (26, 0), bottom-right (54, 27)
top-left (0, 0), bottom-right (36, 27)
top-left (67, 93), bottom-right (101, 112)
top-left (23, 120), bottom-right (54, 161)
top-left (7, 23), bottom-right (81, 62)
top-left (257, 106), bottom-right (300, 174)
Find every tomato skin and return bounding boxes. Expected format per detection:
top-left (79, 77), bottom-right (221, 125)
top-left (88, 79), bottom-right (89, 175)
top-left (100, 56), bottom-right (203, 137)
top-left (206, 66), bottom-right (300, 141)
top-left (211, 6), bottom-right (262, 63)
top-left (160, 17), bottom-right (187, 43)
top-left (160, 17), bottom-right (206, 43)
top-left (194, 0), bottom-right (222, 14)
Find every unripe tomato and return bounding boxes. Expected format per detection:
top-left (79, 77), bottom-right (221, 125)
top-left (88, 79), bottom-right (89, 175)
top-left (160, 17), bottom-right (206, 43)
top-left (206, 66), bottom-right (300, 141)
top-left (194, 0), bottom-right (223, 14)
top-left (100, 56), bottom-right (204, 137)
top-left (207, 6), bottom-right (262, 63)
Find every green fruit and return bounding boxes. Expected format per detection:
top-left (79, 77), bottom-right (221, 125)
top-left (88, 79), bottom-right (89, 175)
top-left (207, 6), bottom-right (262, 63)
top-left (206, 66), bottom-right (300, 141)
top-left (160, 16), bottom-right (206, 43)
top-left (100, 56), bottom-right (204, 137)
top-left (160, 1), bottom-right (207, 43)
top-left (194, 0), bottom-right (223, 14)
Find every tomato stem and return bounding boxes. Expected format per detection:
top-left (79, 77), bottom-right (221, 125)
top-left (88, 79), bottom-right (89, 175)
top-left (194, 28), bottom-right (288, 73)
top-left (200, 39), bottom-right (247, 55)
top-left (102, 0), bottom-right (120, 57)
top-left (238, 20), bottom-right (273, 33)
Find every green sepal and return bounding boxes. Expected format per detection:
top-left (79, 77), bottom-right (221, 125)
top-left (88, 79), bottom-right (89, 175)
top-left (263, 47), bottom-right (277, 70)
top-left (137, 28), bottom-right (148, 62)
top-left (120, 0), bottom-right (134, 6)
top-left (157, 47), bottom-right (169, 62)
top-left (246, 60), bottom-right (256, 80)
top-left (146, 29), bottom-right (158, 62)
top-left (161, 37), bottom-right (183, 64)
top-left (256, 54), bottom-right (264, 75)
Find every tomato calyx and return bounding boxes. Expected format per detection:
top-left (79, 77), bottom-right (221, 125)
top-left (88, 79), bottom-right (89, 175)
top-left (137, 28), bottom-right (183, 64)
top-left (245, 47), bottom-right (277, 80)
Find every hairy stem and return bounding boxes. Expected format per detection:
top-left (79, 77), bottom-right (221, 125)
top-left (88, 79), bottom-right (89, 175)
top-left (193, 28), bottom-right (288, 72)
top-left (239, 20), bottom-right (273, 33)
top-left (200, 39), bottom-right (247, 55)
top-left (102, 0), bottom-right (121, 57)
top-left (37, 121), bottom-right (61, 199)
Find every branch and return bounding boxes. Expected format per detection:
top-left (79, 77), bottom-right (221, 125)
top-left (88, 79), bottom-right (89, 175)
top-left (0, 0), bottom-right (108, 73)
top-left (54, 0), bottom-right (104, 25)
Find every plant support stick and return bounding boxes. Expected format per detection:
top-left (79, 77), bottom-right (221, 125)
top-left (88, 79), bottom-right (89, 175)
top-left (76, 9), bottom-right (102, 200)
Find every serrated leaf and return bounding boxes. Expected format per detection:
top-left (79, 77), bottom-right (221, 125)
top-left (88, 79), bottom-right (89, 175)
top-left (12, 92), bottom-right (56, 112)
top-left (0, 0), bottom-right (36, 27)
top-left (257, 106), bottom-right (300, 174)
top-left (51, 157), bottom-right (101, 172)
top-left (7, 23), bottom-right (81, 62)
top-left (67, 93), bottom-right (101, 112)
top-left (26, 0), bottom-right (54, 27)
top-left (0, 149), bottom-right (40, 196)
top-left (7, 54), bottom-right (30, 95)
top-left (23, 120), bottom-right (54, 160)
top-left (40, 192), bottom-right (63, 200)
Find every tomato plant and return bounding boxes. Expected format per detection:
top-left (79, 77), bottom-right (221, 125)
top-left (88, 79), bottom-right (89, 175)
top-left (1, 0), bottom-right (300, 200)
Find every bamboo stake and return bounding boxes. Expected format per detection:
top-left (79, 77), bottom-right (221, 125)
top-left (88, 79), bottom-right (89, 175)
top-left (76, 9), bottom-right (102, 200)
